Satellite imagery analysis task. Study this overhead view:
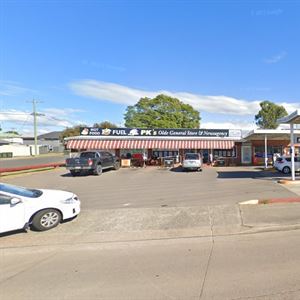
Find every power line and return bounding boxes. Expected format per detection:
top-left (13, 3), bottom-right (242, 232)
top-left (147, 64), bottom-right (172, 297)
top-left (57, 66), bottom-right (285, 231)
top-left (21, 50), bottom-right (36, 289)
top-left (17, 114), bottom-right (31, 134)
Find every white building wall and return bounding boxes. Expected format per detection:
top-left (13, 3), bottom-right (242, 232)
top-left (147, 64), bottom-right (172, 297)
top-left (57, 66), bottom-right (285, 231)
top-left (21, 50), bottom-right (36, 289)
top-left (3, 137), bottom-right (24, 144)
top-left (0, 144), bottom-right (31, 157)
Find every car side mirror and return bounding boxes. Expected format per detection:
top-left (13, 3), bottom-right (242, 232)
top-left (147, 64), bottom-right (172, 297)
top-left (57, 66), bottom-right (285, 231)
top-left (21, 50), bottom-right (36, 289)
top-left (10, 198), bottom-right (22, 205)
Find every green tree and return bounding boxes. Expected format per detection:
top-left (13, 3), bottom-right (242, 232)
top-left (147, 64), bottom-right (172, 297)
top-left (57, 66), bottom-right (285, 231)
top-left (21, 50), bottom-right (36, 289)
top-left (60, 124), bottom-right (87, 141)
top-left (124, 94), bottom-right (200, 128)
top-left (5, 130), bottom-right (20, 135)
top-left (93, 121), bottom-right (117, 128)
top-left (255, 101), bottom-right (288, 129)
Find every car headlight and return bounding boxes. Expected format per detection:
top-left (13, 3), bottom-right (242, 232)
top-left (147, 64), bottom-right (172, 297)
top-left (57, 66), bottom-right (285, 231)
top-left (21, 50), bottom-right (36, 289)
top-left (61, 195), bottom-right (79, 204)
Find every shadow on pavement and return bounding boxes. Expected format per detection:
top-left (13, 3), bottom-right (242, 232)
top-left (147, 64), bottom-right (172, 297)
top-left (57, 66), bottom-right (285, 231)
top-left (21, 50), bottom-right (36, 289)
top-left (217, 169), bottom-right (293, 180)
top-left (169, 166), bottom-right (184, 173)
top-left (60, 169), bottom-right (110, 177)
top-left (169, 166), bottom-right (203, 173)
top-left (0, 229), bottom-right (27, 238)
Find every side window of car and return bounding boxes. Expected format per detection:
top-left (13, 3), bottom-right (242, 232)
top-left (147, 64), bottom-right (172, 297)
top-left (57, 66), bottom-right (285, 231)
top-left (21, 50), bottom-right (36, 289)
top-left (0, 194), bottom-right (12, 205)
top-left (103, 152), bottom-right (111, 159)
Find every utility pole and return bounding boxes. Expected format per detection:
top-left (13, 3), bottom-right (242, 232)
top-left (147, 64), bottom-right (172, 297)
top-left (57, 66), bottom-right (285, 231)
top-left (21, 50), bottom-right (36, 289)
top-left (27, 99), bottom-right (43, 156)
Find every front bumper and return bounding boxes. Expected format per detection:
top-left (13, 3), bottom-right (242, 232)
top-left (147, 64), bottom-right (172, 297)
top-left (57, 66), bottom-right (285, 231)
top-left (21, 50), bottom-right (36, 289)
top-left (62, 201), bottom-right (81, 220)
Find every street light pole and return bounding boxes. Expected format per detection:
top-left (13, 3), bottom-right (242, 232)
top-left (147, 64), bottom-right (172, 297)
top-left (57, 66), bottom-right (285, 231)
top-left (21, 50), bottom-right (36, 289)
top-left (27, 99), bottom-right (43, 156)
top-left (291, 123), bottom-right (295, 181)
top-left (33, 100), bottom-right (38, 156)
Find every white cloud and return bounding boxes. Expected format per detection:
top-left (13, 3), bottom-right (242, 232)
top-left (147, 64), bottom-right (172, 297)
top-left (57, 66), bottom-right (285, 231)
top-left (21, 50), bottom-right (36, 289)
top-left (42, 108), bottom-right (86, 117)
top-left (0, 80), bottom-right (37, 96)
top-left (0, 109), bottom-right (80, 134)
top-left (264, 51), bottom-right (287, 64)
top-left (201, 121), bottom-right (257, 131)
top-left (70, 80), bottom-right (300, 116)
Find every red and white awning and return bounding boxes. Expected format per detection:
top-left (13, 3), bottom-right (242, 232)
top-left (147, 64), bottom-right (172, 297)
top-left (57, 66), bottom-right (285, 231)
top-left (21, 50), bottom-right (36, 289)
top-left (66, 139), bottom-right (235, 150)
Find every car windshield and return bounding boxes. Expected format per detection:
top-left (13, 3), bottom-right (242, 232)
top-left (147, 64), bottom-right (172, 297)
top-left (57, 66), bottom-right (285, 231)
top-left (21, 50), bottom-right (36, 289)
top-left (185, 154), bottom-right (199, 160)
top-left (0, 183), bottom-right (43, 198)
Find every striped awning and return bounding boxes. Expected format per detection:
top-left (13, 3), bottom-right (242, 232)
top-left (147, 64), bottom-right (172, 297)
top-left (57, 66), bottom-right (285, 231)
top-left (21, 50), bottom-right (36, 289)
top-left (66, 139), bottom-right (235, 150)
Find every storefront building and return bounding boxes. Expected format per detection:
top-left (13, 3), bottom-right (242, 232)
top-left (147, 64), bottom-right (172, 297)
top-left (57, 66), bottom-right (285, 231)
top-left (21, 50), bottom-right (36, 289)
top-left (65, 127), bottom-right (242, 165)
top-left (241, 129), bottom-right (300, 165)
top-left (65, 127), bottom-right (300, 166)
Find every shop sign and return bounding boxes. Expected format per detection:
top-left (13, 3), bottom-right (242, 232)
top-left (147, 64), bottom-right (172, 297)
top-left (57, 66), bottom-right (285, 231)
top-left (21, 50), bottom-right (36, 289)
top-left (80, 127), bottom-right (242, 138)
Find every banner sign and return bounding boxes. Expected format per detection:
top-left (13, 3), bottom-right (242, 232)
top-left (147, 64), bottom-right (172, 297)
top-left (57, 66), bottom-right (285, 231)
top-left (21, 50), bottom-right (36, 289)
top-left (80, 127), bottom-right (242, 138)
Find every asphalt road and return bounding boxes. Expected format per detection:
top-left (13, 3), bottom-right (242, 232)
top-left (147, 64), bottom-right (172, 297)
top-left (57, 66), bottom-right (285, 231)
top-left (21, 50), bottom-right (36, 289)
top-left (2, 167), bottom-right (300, 299)
top-left (0, 153), bottom-right (65, 168)
top-left (2, 166), bottom-right (297, 209)
top-left (1, 229), bottom-right (300, 300)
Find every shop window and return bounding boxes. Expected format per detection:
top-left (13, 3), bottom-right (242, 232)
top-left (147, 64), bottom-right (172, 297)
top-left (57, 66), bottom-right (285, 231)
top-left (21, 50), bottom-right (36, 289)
top-left (120, 149), bottom-right (146, 159)
top-left (213, 148), bottom-right (236, 158)
top-left (152, 150), bottom-right (179, 158)
top-left (254, 146), bottom-right (283, 157)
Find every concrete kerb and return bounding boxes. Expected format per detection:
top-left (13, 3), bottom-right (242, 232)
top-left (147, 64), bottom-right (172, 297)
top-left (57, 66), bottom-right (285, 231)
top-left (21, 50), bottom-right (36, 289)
top-left (0, 163), bottom-right (65, 177)
top-left (278, 179), bottom-right (300, 185)
top-left (0, 166), bottom-right (65, 178)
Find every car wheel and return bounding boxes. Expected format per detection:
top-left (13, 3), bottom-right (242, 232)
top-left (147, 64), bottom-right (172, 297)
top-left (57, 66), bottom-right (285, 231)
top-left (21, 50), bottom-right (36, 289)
top-left (282, 166), bottom-right (291, 174)
top-left (31, 209), bottom-right (62, 231)
top-left (198, 168), bottom-right (202, 172)
top-left (94, 164), bottom-right (102, 175)
top-left (113, 161), bottom-right (120, 170)
top-left (70, 170), bottom-right (78, 176)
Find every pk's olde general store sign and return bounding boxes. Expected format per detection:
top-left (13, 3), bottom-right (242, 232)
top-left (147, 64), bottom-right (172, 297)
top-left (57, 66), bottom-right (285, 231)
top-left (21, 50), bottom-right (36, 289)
top-left (80, 127), bottom-right (242, 138)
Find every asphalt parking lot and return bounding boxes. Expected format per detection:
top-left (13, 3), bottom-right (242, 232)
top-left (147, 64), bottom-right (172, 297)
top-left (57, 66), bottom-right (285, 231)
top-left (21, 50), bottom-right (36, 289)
top-left (2, 166), bottom-right (300, 300)
top-left (2, 165), bottom-right (297, 210)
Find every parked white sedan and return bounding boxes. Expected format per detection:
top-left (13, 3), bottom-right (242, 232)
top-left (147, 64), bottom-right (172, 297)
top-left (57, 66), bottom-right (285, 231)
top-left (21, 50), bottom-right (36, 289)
top-left (0, 183), bottom-right (80, 234)
top-left (274, 156), bottom-right (300, 174)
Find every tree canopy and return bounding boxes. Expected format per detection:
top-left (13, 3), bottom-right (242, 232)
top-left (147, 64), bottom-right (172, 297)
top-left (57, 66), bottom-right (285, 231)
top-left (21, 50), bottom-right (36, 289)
top-left (60, 125), bottom-right (86, 141)
top-left (124, 94), bottom-right (200, 128)
top-left (93, 121), bottom-right (117, 128)
top-left (255, 101), bottom-right (288, 129)
top-left (5, 130), bottom-right (20, 135)
top-left (60, 121), bottom-right (118, 141)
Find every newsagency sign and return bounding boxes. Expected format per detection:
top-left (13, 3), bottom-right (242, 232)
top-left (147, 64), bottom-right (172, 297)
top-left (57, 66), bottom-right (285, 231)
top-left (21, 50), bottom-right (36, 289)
top-left (80, 128), bottom-right (242, 138)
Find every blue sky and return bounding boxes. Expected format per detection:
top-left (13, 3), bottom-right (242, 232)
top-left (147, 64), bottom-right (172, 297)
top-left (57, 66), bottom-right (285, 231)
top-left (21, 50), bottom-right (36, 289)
top-left (1, 0), bottom-right (300, 135)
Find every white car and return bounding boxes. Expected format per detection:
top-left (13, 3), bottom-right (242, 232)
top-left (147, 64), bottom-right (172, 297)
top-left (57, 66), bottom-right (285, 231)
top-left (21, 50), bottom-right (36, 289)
top-left (182, 153), bottom-right (202, 172)
top-left (0, 183), bottom-right (80, 234)
top-left (274, 156), bottom-right (300, 174)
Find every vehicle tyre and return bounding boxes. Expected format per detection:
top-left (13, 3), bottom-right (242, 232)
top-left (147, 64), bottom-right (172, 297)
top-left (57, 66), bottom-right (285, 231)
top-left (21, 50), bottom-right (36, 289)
top-left (31, 209), bottom-right (61, 231)
top-left (113, 161), bottom-right (120, 170)
top-left (94, 164), bottom-right (102, 175)
top-left (70, 170), bottom-right (78, 176)
top-left (198, 168), bottom-right (202, 172)
top-left (282, 166), bottom-right (291, 174)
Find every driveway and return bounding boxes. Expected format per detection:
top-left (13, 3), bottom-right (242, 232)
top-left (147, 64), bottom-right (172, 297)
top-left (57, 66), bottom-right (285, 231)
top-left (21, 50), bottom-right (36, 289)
top-left (2, 165), bottom-right (297, 210)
